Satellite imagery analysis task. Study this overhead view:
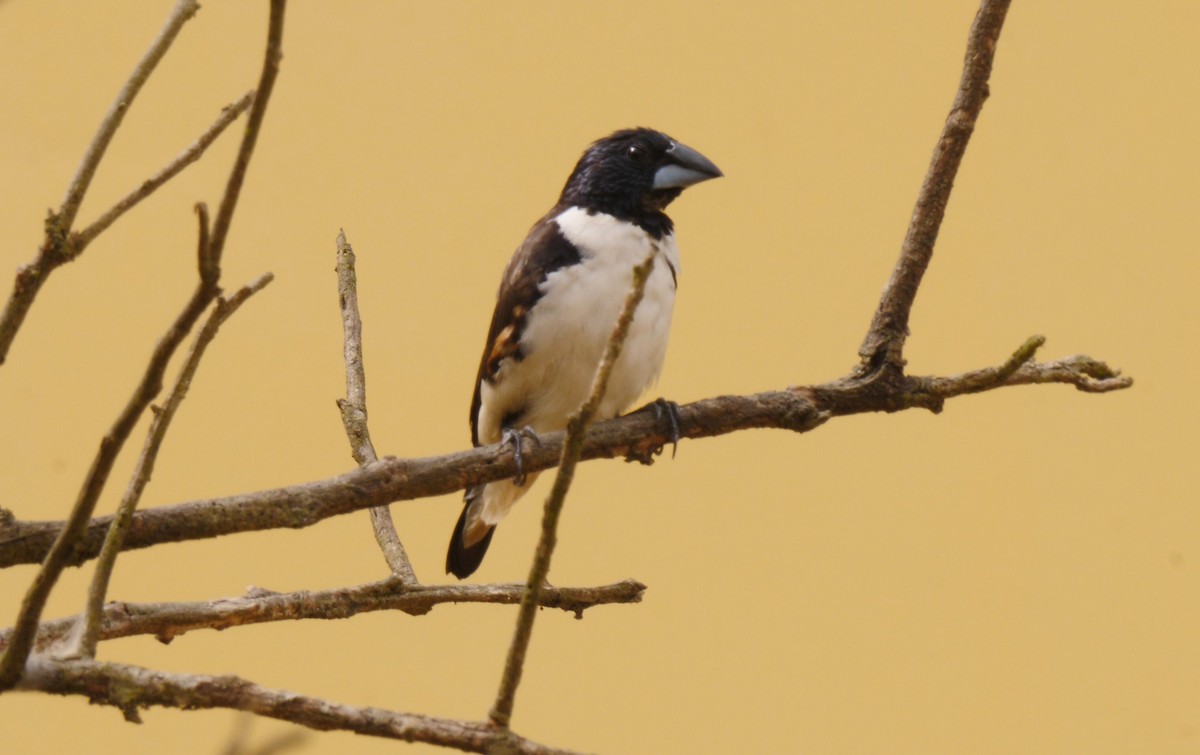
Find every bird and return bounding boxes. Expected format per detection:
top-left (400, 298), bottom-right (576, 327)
top-left (445, 127), bottom-right (722, 579)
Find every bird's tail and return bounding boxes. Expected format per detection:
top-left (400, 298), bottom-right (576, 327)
top-left (446, 485), bottom-right (495, 579)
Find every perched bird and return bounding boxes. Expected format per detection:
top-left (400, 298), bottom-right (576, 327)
top-left (446, 128), bottom-right (722, 579)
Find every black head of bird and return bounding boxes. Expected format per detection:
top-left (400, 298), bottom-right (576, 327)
top-left (559, 128), bottom-right (723, 236)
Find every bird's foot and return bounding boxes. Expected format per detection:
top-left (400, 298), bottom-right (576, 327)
top-left (502, 425), bottom-right (541, 486)
top-left (624, 398), bottom-right (682, 465)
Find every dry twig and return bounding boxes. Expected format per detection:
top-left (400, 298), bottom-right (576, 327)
top-left (207, 0), bottom-right (287, 264)
top-left (0, 0), bottom-right (201, 365)
top-left (73, 91), bottom-right (256, 250)
top-left (335, 231), bottom-right (416, 582)
top-left (62, 273), bottom-right (274, 659)
top-left (491, 251), bottom-right (658, 728)
top-left (18, 656), bottom-right (580, 755)
top-left (858, 0), bottom-right (1012, 375)
top-left (0, 0), bottom-right (289, 690)
top-left (0, 578), bottom-right (643, 651)
top-left (0, 208), bottom-right (226, 688)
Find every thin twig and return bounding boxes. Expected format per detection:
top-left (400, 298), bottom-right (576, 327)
top-left (73, 91), bottom-right (256, 250)
top-left (921, 339), bottom-right (1133, 398)
top-left (0, 0), bottom-right (289, 688)
top-left (858, 0), bottom-right (1013, 372)
top-left (0, 221), bottom-right (223, 689)
top-left (207, 0), bottom-right (287, 265)
top-left (490, 252), bottom-right (658, 728)
top-left (0, 342), bottom-right (1130, 570)
top-left (1, 578), bottom-right (645, 652)
top-left (335, 230), bottom-right (417, 583)
top-left (61, 274), bottom-right (273, 659)
top-left (18, 657), bottom-right (581, 755)
top-left (0, 0), bottom-right (201, 366)
top-left (57, 0), bottom-right (201, 240)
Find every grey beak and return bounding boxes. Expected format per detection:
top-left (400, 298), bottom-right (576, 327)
top-left (652, 141), bottom-right (723, 189)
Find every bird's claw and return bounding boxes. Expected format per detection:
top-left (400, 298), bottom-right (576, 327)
top-left (502, 425), bottom-right (541, 486)
top-left (650, 398), bottom-right (682, 459)
top-left (624, 398), bottom-right (681, 465)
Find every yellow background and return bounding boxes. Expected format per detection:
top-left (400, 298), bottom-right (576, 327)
top-left (2, 1), bottom-right (1197, 752)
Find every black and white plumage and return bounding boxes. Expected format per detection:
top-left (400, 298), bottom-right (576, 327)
top-left (445, 128), bottom-right (722, 579)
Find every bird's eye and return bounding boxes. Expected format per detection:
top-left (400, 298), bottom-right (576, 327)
top-left (627, 144), bottom-right (648, 163)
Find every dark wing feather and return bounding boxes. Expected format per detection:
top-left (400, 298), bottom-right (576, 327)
top-left (469, 210), bottom-right (582, 446)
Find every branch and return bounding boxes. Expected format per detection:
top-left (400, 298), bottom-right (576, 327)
top-left (0, 0), bottom-right (289, 689)
top-left (491, 252), bottom-right (657, 728)
top-left (73, 91), bottom-right (256, 250)
top-left (335, 230), bottom-right (416, 583)
top-left (858, 0), bottom-right (1013, 372)
top-left (62, 274), bottom-right (273, 659)
top-left (18, 657), bottom-right (581, 755)
top-left (0, 340), bottom-right (1130, 570)
top-left (922, 342), bottom-right (1134, 398)
top-left (0, 578), bottom-right (644, 652)
top-left (0, 213), bottom-right (226, 689)
top-left (0, 0), bottom-right (201, 366)
top-left (207, 0), bottom-right (287, 265)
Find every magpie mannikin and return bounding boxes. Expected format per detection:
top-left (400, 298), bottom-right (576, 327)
top-left (445, 128), bottom-right (722, 579)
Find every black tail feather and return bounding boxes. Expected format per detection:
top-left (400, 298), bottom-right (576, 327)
top-left (446, 490), bottom-right (495, 579)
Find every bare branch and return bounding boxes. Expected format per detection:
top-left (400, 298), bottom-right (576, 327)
top-left (922, 341), bottom-right (1134, 398)
top-left (335, 230), bottom-right (416, 583)
top-left (206, 0), bottom-right (287, 266)
top-left (0, 0), bottom-right (289, 685)
top-left (858, 0), bottom-right (1013, 372)
top-left (0, 0), bottom-right (201, 366)
top-left (0, 340), bottom-right (1130, 570)
top-left (18, 657), bottom-right (581, 755)
top-left (57, 0), bottom-right (201, 239)
top-left (62, 274), bottom-right (273, 659)
top-left (0, 221), bottom-right (227, 689)
top-left (73, 92), bottom-right (256, 251)
top-left (491, 252), bottom-right (658, 728)
top-left (1, 578), bottom-right (643, 652)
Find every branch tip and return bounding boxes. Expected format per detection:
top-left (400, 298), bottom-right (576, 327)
top-left (0, 0), bottom-right (204, 365)
top-left (996, 334), bottom-right (1046, 381)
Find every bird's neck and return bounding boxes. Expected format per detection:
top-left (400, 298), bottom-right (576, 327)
top-left (556, 197), bottom-right (675, 240)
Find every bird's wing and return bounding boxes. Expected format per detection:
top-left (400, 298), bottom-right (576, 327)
top-left (469, 210), bottom-right (582, 446)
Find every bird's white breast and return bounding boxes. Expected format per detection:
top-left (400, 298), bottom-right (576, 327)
top-left (477, 206), bottom-right (679, 445)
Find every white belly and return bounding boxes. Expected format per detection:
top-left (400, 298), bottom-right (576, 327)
top-left (474, 207), bottom-right (679, 523)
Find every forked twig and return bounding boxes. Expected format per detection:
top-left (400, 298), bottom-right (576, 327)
top-left (0, 0), bottom-right (289, 689)
top-left (0, 208), bottom-right (225, 688)
top-left (0, 0), bottom-right (201, 365)
top-left (61, 273), bottom-right (273, 659)
top-left (73, 91), bottom-right (256, 250)
top-left (334, 230), bottom-right (417, 583)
